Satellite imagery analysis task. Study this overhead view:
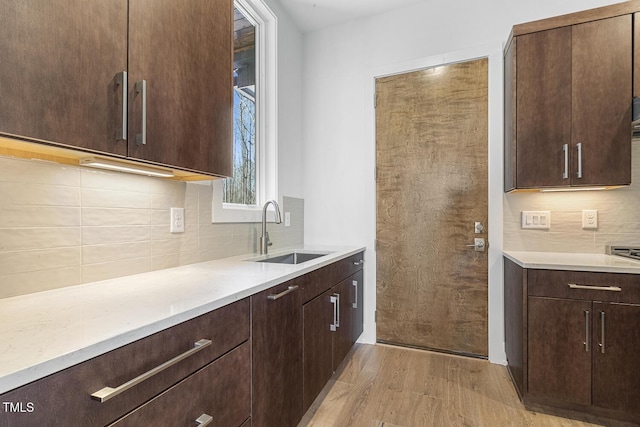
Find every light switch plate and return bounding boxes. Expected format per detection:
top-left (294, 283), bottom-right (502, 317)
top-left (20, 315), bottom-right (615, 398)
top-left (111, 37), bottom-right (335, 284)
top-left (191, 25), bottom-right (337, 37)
top-left (521, 211), bottom-right (551, 229)
top-left (582, 209), bottom-right (598, 229)
top-left (170, 207), bottom-right (185, 233)
top-left (285, 212), bottom-right (291, 227)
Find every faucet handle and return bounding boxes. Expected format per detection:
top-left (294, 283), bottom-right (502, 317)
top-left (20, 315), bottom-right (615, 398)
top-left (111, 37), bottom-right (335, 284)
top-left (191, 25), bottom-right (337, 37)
top-left (265, 231), bottom-right (272, 247)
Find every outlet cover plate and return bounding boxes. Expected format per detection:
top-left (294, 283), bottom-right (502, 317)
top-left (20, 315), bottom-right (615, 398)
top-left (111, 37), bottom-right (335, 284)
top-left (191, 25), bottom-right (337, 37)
top-left (170, 207), bottom-right (185, 233)
top-left (521, 211), bottom-right (551, 230)
top-left (582, 209), bottom-right (598, 229)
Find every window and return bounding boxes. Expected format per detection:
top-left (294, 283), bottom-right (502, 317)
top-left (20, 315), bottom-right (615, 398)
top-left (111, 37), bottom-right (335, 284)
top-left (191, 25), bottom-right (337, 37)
top-left (212, 0), bottom-right (277, 223)
top-left (223, 7), bottom-right (257, 206)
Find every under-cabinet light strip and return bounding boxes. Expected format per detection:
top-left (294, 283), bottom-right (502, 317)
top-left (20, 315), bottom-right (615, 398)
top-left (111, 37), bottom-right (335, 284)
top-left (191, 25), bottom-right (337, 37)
top-left (80, 158), bottom-right (174, 178)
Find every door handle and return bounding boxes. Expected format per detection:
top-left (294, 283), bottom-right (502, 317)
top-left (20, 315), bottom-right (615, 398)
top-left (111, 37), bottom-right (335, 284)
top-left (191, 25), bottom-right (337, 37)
top-left (466, 238), bottom-right (486, 252)
top-left (135, 80), bottom-right (147, 146)
top-left (330, 294), bottom-right (338, 331)
top-left (584, 310), bottom-right (590, 352)
top-left (352, 280), bottom-right (358, 309)
top-left (196, 414), bottom-right (213, 426)
top-left (115, 71), bottom-right (127, 141)
top-left (577, 143), bottom-right (583, 179)
top-left (562, 143), bottom-right (568, 180)
top-left (599, 311), bottom-right (605, 354)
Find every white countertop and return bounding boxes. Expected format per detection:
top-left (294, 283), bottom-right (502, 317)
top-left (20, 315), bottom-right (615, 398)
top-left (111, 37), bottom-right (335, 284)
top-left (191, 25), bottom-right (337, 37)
top-left (504, 251), bottom-right (640, 274)
top-left (0, 245), bottom-right (365, 395)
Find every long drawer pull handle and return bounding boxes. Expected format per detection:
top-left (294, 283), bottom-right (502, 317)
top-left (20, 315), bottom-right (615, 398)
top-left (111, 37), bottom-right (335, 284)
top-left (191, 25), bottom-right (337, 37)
top-left (568, 284), bottom-right (621, 292)
top-left (352, 280), bottom-right (358, 309)
top-left (196, 414), bottom-right (213, 426)
top-left (353, 260), bottom-right (364, 266)
top-left (90, 339), bottom-right (212, 402)
top-left (267, 285), bottom-right (299, 301)
top-left (135, 80), bottom-right (147, 145)
top-left (600, 311), bottom-right (606, 354)
top-left (584, 310), bottom-right (590, 352)
top-left (115, 71), bottom-right (127, 141)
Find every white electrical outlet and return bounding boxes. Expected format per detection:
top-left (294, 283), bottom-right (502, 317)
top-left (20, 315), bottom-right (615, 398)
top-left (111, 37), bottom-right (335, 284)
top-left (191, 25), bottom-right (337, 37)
top-left (285, 212), bottom-right (291, 227)
top-left (170, 207), bottom-right (185, 233)
top-left (521, 211), bottom-right (551, 229)
top-left (582, 209), bottom-right (598, 229)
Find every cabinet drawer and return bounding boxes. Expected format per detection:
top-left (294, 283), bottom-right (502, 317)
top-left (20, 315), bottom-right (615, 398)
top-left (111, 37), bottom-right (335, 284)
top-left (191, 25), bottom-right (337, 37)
top-left (0, 298), bottom-right (249, 427)
top-left (110, 342), bottom-right (251, 427)
top-left (528, 270), bottom-right (640, 304)
top-left (298, 252), bottom-right (364, 304)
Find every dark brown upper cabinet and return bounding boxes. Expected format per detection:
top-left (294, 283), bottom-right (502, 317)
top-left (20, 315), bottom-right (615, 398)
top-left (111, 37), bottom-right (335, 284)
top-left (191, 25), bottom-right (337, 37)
top-left (505, 14), bottom-right (632, 191)
top-left (0, 0), bottom-right (128, 156)
top-left (128, 0), bottom-right (232, 176)
top-left (0, 0), bottom-right (233, 178)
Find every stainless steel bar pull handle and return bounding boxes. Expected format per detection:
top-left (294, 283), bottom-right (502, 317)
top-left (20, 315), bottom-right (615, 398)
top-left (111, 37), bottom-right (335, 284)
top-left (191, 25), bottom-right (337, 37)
top-left (135, 80), bottom-right (147, 146)
top-left (568, 284), bottom-right (622, 292)
top-left (334, 293), bottom-right (340, 327)
top-left (267, 285), bottom-right (299, 301)
top-left (562, 143), bottom-right (568, 179)
top-left (115, 71), bottom-right (127, 141)
top-left (577, 143), bottom-right (583, 179)
top-left (353, 260), bottom-right (364, 266)
top-left (330, 295), bottom-right (338, 331)
top-left (90, 339), bottom-right (212, 402)
top-left (600, 311), bottom-right (606, 354)
top-left (196, 414), bottom-right (213, 426)
top-left (352, 280), bottom-right (358, 309)
top-left (584, 310), bottom-right (590, 352)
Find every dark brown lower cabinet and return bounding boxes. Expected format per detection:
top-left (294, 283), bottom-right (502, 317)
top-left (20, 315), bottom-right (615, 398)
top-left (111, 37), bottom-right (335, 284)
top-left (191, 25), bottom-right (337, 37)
top-left (504, 257), bottom-right (640, 424)
top-left (303, 271), bottom-right (363, 412)
top-left (0, 298), bottom-right (250, 427)
top-left (251, 279), bottom-right (303, 427)
top-left (109, 342), bottom-right (251, 426)
top-left (527, 296), bottom-right (592, 406)
top-left (592, 302), bottom-right (640, 415)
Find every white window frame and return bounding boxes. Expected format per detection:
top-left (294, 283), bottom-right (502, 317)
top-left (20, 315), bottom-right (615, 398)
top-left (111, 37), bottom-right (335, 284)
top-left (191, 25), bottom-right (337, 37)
top-left (212, 0), bottom-right (278, 223)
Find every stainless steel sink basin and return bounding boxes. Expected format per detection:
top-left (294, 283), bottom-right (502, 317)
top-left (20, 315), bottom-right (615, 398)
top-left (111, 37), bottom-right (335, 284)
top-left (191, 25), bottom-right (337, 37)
top-left (255, 251), bottom-right (330, 265)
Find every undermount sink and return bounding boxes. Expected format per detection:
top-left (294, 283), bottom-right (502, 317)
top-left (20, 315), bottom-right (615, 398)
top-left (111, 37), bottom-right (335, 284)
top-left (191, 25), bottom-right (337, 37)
top-left (255, 251), bottom-right (330, 265)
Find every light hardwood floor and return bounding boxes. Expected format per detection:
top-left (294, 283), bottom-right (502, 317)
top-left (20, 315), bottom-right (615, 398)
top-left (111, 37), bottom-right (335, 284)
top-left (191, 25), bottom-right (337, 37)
top-left (299, 344), bottom-right (638, 427)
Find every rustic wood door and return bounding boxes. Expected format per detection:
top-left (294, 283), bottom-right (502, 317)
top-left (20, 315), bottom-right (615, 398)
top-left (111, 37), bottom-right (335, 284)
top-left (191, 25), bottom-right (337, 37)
top-left (375, 58), bottom-right (488, 357)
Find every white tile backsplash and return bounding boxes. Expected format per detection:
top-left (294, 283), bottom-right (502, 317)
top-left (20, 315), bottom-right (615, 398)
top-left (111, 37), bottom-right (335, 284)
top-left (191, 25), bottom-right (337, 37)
top-left (0, 155), bottom-right (304, 298)
top-left (503, 140), bottom-right (640, 253)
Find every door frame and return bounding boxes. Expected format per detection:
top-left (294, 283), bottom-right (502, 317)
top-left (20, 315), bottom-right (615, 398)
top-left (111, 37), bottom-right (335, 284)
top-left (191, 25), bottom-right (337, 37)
top-left (365, 43), bottom-right (505, 364)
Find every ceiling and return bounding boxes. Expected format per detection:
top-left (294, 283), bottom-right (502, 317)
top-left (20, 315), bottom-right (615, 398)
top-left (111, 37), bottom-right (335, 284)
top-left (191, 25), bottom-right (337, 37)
top-left (278, 0), bottom-right (428, 33)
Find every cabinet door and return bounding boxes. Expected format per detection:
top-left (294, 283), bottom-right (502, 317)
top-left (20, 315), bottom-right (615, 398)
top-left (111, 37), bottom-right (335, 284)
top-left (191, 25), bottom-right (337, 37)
top-left (527, 297), bottom-right (592, 406)
top-left (303, 289), bottom-right (334, 411)
top-left (128, 0), bottom-right (233, 176)
top-left (592, 302), bottom-right (640, 415)
top-left (516, 27), bottom-right (572, 188)
top-left (0, 0), bottom-right (128, 155)
top-left (571, 15), bottom-right (631, 187)
top-left (352, 270), bottom-right (364, 344)
top-left (333, 278), bottom-right (355, 371)
top-left (251, 280), bottom-right (303, 427)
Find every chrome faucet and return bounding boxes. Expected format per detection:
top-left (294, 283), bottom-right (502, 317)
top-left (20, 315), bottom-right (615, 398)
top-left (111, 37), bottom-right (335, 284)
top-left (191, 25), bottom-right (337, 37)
top-left (260, 200), bottom-right (282, 254)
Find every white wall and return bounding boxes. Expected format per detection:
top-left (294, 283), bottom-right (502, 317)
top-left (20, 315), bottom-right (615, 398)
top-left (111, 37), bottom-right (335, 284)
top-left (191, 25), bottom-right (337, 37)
top-left (300, 0), bottom-right (621, 363)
